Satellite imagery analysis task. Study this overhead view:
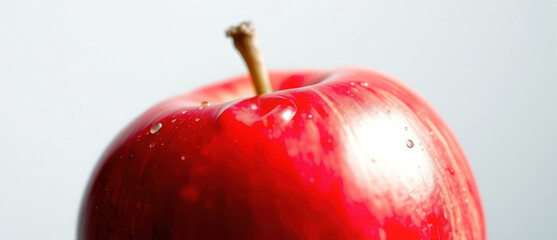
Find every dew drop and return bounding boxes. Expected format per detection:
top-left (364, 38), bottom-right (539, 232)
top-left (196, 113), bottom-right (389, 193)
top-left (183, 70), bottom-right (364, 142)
top-left (195, 117), bottom-right (200, 122)
top-left (171, 119), bottom-right (177, 123)
top-left (181, 156), bottom-right (186, 161)
top-left (406, 139), bottom-right (414, 148)
top-left (360, 82), bottom-right (368, 87)
top-left (149, 142), bottom-right (156, 148)
top-left (350, 82), bottom-right (355, 86)
top-left (181, 110), bottom-right (188, 114)
top-left (307, 114), bottom-right (313, 119)
top-left (198, 101), bottom-right (210, 110)
top-left (404, 127), bottom-right (409, 131)
top-left (280, 108), bottom-right (295, 122)
top-left (150, 123), bottom-right (162, 134)
top-left (387, 110), bottom-right (392, 114)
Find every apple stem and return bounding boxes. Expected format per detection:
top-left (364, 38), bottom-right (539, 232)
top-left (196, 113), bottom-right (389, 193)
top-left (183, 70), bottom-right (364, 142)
top-left (227, 22), bottom-right (273, 95)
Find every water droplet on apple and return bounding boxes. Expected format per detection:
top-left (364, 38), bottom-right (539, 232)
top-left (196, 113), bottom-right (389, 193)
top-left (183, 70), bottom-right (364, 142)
top-left (307, 114), bottom-right (313, 119)
top-left (195, 117), bottom-right (200, 122)
top-left (387, 110), bottom-right (392, 114)
top-left (404, 127), bottom-right (408, 131)
top-left (350, 82), bottom-right (355, 86)
top-left (150, 123), bottom-right (162, 134)
top-left (200, 101), bottom-right (210, 107)
top-left (464, 198), bottom-right (469, 204)
top-left (406, 139), bottom-right (414, 148)
top-left (256, 97), bottom-right (297, 124)
top-left (149, 142), bottom-right (156, 147)
top-left (171, 119), bottom-right (176, 123)
top-left (360, 82), bottom-right (368, 87)
top-left (181, 156), bottom-right (186, 161)
top-left (181, 110), bottom-right (188, 114)
top-left (279, 108), bottom-right (295, 122)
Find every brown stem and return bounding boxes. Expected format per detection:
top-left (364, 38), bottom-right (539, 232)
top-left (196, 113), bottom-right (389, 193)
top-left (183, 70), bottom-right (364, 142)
top-left (226, 21), bottom-right (273, 95)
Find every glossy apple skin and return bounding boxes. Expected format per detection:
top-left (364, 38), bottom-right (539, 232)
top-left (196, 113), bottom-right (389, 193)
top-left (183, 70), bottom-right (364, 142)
top-left (78, 68), bottom-right (485, 239)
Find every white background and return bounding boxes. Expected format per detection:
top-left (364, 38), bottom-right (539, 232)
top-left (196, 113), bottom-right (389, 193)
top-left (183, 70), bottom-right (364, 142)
top-left (1, 0), bottom-right (555, 239)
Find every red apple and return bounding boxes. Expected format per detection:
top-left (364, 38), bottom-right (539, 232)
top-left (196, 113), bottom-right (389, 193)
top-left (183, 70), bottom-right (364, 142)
top-left (78, 22), bottom-right (485, 239)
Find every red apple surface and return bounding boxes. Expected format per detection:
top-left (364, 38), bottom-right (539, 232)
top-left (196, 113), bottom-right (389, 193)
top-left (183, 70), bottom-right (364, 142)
top-left (78, 68), bottom-right (485, 239)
